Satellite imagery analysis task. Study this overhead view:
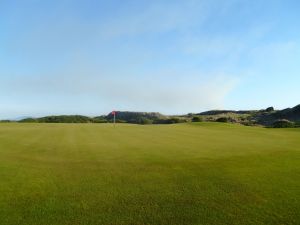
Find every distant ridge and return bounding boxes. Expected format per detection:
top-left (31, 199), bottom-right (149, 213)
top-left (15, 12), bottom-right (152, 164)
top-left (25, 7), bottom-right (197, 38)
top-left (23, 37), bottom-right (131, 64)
top-left (198, 110), bottom-right (257, 116)
top-left (255, 104), bottom-right (300, 125)
top-left (106, 111), bottom-right (165, 123)
top-left (2, 104), bottom-right (299, 127)
top-left (197, 105), bottom-right (300, 126)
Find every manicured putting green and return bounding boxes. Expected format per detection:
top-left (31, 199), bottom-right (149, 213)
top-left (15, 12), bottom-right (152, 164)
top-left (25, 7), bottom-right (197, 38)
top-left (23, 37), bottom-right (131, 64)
top-left (0, 123), bottom-right (299, 225)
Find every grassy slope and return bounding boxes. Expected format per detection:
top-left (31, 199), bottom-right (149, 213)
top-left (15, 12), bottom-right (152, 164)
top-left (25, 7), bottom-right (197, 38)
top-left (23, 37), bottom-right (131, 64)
top-left (0, 123), bottom-right (299, 225)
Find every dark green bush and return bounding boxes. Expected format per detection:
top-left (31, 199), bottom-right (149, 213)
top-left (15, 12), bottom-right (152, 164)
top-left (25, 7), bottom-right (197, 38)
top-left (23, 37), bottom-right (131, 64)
top-left (38, 115), bottom-right (93, 123)
top-left (216, 117), bottom-right (229, 123)
top-left (266, 107), bottom-right (275, 112)
top-left (19, 118), bottom-right (38, 123)
top-left (0, 120), bottom-right (12, 123)
top-left (139, 117), bottom-right (153, 125)
top-left (153, 117), bottom-right (187, 124)
top-left (241, 121), bottom-right (255, 126)
top-left (192, 116), bottom-right (203, 122)
top-left (92, 118), bottom-right (108, 123)
top-left (272, 119), bottom-right (294, 128)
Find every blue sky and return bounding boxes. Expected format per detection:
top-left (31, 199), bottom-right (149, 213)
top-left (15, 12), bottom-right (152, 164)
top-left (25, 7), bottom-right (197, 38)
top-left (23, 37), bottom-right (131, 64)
top-left (1, 0), bottom-right (300, 119)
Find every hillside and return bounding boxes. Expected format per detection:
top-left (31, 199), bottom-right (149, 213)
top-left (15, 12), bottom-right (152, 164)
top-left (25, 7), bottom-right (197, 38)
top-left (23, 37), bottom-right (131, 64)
top-left (19, 115), bottom-right (96, 123)
top-left (17, 112), bottom-right (186, 125)
top-left (261, 104), bottom-right (300, 123)
top-left (197, 105), bottom-right (300, 127)
top-left (106, 111), bottom-right (166, 123)
top-left (9, 104), bottom-right (300, 127)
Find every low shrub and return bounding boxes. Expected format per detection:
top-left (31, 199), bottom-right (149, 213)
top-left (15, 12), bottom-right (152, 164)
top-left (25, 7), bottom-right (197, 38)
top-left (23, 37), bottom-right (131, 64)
top-left (266, 107), bottom-right (275, 112)
top-left (272, 119), bottom-right (294, 128)
top-left (294, 121), bottom-right (300, 128)
top-left (19, 118), bottom-right (38, 123)
top-left (192, 116), bottom-right (203, 122)
top-left (139, 117), bottom-right (153, 125)
top-left (216, 117), bottom-right (229, 123)
top-left (0, 120), bottom-right (12, 123)
top-left (241, 121), bottom-right (256, 126)
top-left (153, 117), bottom-right (187, 124)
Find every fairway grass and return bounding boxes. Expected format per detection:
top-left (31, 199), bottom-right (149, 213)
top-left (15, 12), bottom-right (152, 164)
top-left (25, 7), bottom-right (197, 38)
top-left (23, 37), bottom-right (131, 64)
top-left (0, 123), bottom-right (299, 225)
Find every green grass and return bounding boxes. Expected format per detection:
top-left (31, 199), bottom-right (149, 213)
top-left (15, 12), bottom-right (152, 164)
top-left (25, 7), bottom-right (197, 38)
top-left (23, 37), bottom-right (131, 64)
top-left (0, 122), bottom-right (299, 225)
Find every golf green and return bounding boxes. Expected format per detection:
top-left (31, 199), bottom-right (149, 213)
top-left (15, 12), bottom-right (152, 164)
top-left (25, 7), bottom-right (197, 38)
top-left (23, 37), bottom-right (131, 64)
top-left (0, 123), bottom-right (299, 225)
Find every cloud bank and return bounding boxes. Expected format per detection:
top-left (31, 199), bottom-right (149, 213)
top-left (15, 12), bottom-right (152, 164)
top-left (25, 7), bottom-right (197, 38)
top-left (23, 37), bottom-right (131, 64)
top-left (0, 70), bottom-right (238, 118)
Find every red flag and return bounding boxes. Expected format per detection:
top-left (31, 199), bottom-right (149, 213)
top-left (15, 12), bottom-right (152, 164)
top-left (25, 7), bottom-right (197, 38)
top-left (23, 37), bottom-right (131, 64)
top-left (111, 111), bottom-right (116, 115)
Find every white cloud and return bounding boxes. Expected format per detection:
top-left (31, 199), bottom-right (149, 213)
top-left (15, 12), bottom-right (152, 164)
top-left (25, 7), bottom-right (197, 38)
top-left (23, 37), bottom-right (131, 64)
top-left (1, 70), bottom-right (239, 115)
